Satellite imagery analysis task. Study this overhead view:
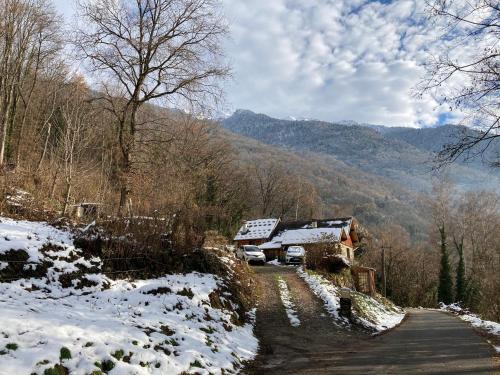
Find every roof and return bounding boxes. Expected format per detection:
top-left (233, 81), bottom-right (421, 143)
top-left (281, 227), bottom-right (343, 245)
top-left (234, 218), bottom-right (280, 241)
top-left (259, 227), bottom-right (343, 248)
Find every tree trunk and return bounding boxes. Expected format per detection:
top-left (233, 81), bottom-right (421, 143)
top-left (0, 83), bottom-right (16, 166)
top-left (36, 121), bottom-right (51, 172)
top-left (49, 164), bottom-right (59, 199)
top-left (62, 179), bottom-right (72, 216)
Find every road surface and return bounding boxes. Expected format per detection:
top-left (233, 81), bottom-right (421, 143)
top-left (244, 265), bottom-right (498, 375)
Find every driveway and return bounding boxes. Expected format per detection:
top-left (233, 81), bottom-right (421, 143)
top-left (245, 265), bottom-right (499, 375)
top-left (243, 265), bottom-right (365, 374)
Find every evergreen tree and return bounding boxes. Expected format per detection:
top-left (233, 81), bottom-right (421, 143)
top-left (438, 226), bottom-right (453, 305)
top-left (455, 239), bottom-right (466, 305)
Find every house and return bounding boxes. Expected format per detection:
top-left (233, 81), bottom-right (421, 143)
top-left (257, 217), bottom-right (359, 262)
top-left (233, 218), bottom-right (281, 247)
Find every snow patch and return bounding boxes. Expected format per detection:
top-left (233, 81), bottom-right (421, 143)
top-left (0, 217), bottom-right (258, 374)
top-left (266, 259), bottom-right (281, 266)
top-left (277, 277), bottom-right (300, 327)
top-left (298, 267), bottom-right (405, 332)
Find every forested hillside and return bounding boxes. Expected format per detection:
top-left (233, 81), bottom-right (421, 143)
top-left (222, 110), bottom-right (500, 193)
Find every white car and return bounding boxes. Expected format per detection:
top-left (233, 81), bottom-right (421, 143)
top-left (285, 246), bottom-right (305, 264)
top-left (236, 245), bottom-right (266, 264)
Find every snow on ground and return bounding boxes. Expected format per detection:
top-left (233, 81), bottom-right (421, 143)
top-left (441, 303), bottom-right (500, 353)
top-left (266, 259), bottom-right (281, 266)
top-left (0, 217), bottom-right (75, 262)
top-left (297, 267), bottom-right (405, 332)
top-left (0, 217), bottom-right (258, 374)
top-left (276, 277), bottom-right (300, 327)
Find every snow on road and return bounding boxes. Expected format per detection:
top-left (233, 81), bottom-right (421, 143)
top-left (0, 217), bottom-right (258, 374)
top-left (276, 276), bottom-right (300, 327)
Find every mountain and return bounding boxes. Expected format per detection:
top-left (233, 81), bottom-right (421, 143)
top-left (221, 110), bottom-right (500, 193)
top-left (219, 127), bottom-right (430, 240)
top-left (216, 110), bottom-right (500, 239)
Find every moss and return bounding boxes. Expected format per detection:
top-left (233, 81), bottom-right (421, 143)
top-left (144, 287), bottom-right (172, 295)
top-left (95, 360), bottom-right (115, 373)
top-left (6, 343), bottom-right (18, 351)
top-left (200, 326), bottom-right (215, 334)
top-left (131, 340), bottom-right (138, 346)
top-left (111, 349), bottom-right (124, 361)
top-left (190, 360), bottom-right (204, 368)
top-left (176, 288), bottom-right (194, 299)
top-left (43, 364), bottom-right (68, 375)
top-left (160, 325), bottom-right (175, 336)
top-left (59, 347), bottom-right (72, 361)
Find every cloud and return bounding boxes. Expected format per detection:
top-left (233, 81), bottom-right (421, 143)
top-left (52, 0), bottom-right (466, 127)
top-left (223, 0), bottom-right (454, 127)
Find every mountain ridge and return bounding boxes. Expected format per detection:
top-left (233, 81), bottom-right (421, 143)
top-left (220, 109), bottom-right (500, 194)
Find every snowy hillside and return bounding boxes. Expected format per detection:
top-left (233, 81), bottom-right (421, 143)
top-left (0, 218), bottom-right (258, 374)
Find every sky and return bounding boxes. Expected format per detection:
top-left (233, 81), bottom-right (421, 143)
top-left (52, 0), bottom-right (457, 128)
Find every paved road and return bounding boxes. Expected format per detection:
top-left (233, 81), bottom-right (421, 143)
top-left (245, 265), bottom-right (499, 375)
top-left (331, 308), bottom-right (498, 374)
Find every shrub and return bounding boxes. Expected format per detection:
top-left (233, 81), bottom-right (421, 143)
top-left (6, 343), bottom-right (18, 351)
top-left (111, 349), bottom-right (124, 361)
top-left (59, 347), bottom-right (72, 361)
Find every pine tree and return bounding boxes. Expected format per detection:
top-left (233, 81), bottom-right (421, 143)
top-left (438, 226), bottom-right (453, 305)
top-left (455, 239), bottom-right (466, 305)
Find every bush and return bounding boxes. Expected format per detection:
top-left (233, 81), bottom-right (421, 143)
top-left (59, 347), bottom-right (72, 361)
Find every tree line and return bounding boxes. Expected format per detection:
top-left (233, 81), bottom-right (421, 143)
top-left (361, 182), bottom-right (500, 322)
top-left (0, 0), bottom-right (324, 241)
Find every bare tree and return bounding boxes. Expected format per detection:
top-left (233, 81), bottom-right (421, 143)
top-left (53, 78), bottom-right (97, 215)
top-left (420, 1), bottom-right (500, 166)
top-left (0, 0), bottom-right (61, 167)
top-left (74, 0), bottom-right (229, 214)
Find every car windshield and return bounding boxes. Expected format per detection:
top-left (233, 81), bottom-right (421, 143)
top-left (244, 246), bottom-right (261, 253)
top-left (287, 247), bottom-right (303, 254)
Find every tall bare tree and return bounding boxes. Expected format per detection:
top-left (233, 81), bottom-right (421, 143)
top-left (0, 0), bottom-right (61, 168)
top-left (74, 0), bottom-right (229, 214)
top-left (420, 1), bottom-right (500, 166)
top-left (53, 78), bottom-right (97, 215)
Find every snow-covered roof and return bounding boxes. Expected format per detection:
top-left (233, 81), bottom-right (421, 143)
top-left (259, 240), bottom-right (282, 250)
top-left (323, 218), bottom-right (352, 234)
top-left (260, 227), bottom-right (343, 248)
top-left (234, 218), bottom-right (280, 241)
top-left (281, 227), bottom-right (342, 245)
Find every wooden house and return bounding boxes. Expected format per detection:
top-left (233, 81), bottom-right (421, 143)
top-left (258, 217), bottom-right (359, 261)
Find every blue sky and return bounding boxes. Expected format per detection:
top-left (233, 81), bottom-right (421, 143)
top-left (53, 0), bottom-right (456, 127)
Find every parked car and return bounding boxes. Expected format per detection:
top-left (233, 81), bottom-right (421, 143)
top-left (285, 246), bottom-right (305, 264)
top-left (236, 245), bottom-right (266, 264)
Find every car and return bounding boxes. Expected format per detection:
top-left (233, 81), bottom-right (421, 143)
top-left (236, 245), bottom-right (266, 264)
top-left (285, 246), bottom-right (305, 264)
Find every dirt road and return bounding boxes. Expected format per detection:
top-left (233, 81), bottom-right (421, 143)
top-left (245, 265), bottom-right (498, 375)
